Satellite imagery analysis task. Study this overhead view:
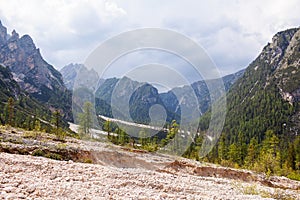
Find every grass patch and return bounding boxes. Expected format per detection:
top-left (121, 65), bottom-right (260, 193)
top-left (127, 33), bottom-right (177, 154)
top-left (83, 158), bottom-right (93, 164)
top-left (23, 131), bottom-right (41, 139)
top-left (56, 143), bottom-right (67, 150)
top-left (32, 149), bottom-right (62, 161)
top-left (32, 149), bottom-right (46, 157)
top-left (287, 171), bottom-right (300, 181)
top-left (233, 182), bottom-right (296, 200)
top-left (45, 152), bottom-right (62, 160)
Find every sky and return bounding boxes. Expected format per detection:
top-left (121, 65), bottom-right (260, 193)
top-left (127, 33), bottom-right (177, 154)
top-left (0, 0), bottom-right (299, 78)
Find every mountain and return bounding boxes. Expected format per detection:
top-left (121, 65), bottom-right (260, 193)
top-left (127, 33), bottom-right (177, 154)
top-left (0, 21), bottom-right (72, 120)
top-left (0, 65), bottom-right (21, 102)
top-left (60, 63), bottom-right (101, 91)
top-left (0, 64), bottom-right (54, 128)
top-left (94, 77), bottom-right (175, 124)
top-left (222, 28), bottom-right (300, 141)
top-left (160, 69), bottom-right (245, 121)
top-left (191, 27), bottom-right (300, 175)
top-left (60, 63), bottom-right (82, 90)
top-left (93, 70), bottom-right (244, 125)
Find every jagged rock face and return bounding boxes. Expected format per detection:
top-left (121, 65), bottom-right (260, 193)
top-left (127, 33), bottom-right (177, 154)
top-left (60, 63), bottom-right (100, 91)
top-left (60, 63), bottom-right (82, 90)
top-left (254, 28), bottom-right (300, 103)
top-left (0, 21), bottom-right (72, 120)
top-left (0, 31), bottom-right (64, 93)
top-left (0, 65), bottom-right (21, 101)
top-left (0, 21), bottom-right (7, 45)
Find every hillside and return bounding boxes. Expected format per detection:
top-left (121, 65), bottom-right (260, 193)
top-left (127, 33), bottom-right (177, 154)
top-left (0, 65), bottom-right (55, 130)
top-left (193, 27), bottom-right (300, 178)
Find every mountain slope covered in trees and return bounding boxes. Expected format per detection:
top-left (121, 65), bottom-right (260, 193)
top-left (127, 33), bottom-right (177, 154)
top-left (191, 27), bottom-right (300, 180)
top-left (0, 64), bottom-right (55, 130)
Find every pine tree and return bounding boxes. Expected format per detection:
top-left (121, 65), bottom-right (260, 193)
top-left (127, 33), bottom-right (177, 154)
top-left (228, 143), bottom-right (241, 165)
top-left (103, 120), bottom-right (111, 138)
top-left (218, 134), bottom-right (228, 161)
top-left (34, 120), bottom-right (41, 131)
top-left (244, 137), bottom-right (259, 168)
top-left (294, 136), bottom-right (300, 170)
top-left (52, 111), bottom-right (61, 135)
top-left (256, 130), bottom-right (281, 175)
top-left (7, 97), bottom-right (14, 126)
top-left (78, 101), bottom-right (93, 137)
top-left (286, 143), bottom-right (296, 170)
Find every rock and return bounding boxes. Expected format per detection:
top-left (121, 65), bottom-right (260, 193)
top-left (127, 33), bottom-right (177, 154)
top-left (68, 160), bottom-right (74, 164)
top-left (3, 186), bottom-right (14, 193)
top-left (26, 186), bottom-right (36, 194)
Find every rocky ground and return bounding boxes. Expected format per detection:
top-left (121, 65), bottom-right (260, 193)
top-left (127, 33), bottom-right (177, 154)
top-left (0, 126), bottom-right (300, 199)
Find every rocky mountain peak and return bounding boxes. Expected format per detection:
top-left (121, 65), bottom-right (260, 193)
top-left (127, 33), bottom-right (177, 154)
top-left (260, 28), bottom-right (300, 71)
top-left (19, 34), bottom-right (37, 55)
top-left (10, 29), bottom-right (19, 39)
top-left (0, 21), bottom-right (72, 120)
top-left (60, 63), bottom-right (100, 90)
top-left (0, 20), bottom-right (7, 45)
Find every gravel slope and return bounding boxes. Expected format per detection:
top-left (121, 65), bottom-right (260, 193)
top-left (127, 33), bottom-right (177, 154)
top-left (0, 127), bottom-right (299, 199)
top-left (1, 152), bottom-right (298, 200)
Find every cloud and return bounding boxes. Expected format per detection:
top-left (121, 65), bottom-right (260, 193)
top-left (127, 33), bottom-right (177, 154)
top-left (0, 0), bottom-right (299, 76)
top-left (0, 0), bottom-right (127, 68)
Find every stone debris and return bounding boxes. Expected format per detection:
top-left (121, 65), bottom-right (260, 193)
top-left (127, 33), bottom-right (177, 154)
top-left (1, 152), bottom-right (299, 200)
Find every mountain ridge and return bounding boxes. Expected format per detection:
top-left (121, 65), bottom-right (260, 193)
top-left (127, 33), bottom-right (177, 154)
top-left (0, 21), bottom-right (72, 120)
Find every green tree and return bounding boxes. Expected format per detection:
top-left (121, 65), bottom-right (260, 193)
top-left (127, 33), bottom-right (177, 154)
top-left (218, 134), bottom-right (228, 161)
top-left (52, 111), bottom-right (61, 136)
top-left (294, 136), bottom-right (300, 170)
top-left (255, 130), bottom-right (281, 175)
top-left (228, 143), bottom-right (242, 165)
top-left (34, 120), bottom-right (41, 131)
top-left (138, 128), bottom-right (147, 146)
top-left (103, 120), bottom-right (111, 138)
top-left (78, 101), bottom-right (93, 137)
top-left (7, 97), bottom-right (14, 126)
top-left (244, 137), bottom-right (259, 168)
top-left (286, 143), bottom-right (296, 170)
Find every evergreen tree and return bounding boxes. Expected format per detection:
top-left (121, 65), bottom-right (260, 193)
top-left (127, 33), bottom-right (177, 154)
top-left (256, 130), bottom-right (281, 175)
top-left (228, 143), bottom-right (242, 166)
top-left (294, 136), bottom-right (300, 170)
top-left (103, 120), bottom-right (111, 138)
top-left (34, 120), bottom-right (41, 132)
top-left (218, 134), bottom-right (228, 161)
top-left (52, 111), bottom-right (61, 136)
top-left (244, 137), bottom-right (259, 168)
top-left (286, 143), bottom-right (296, 170)
top-left (78, 101), bottom-right (93, 137)
top-left (7, 97), bottom-right (14, 126)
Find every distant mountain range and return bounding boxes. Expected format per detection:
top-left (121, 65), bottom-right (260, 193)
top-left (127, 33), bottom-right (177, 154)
top-left (61, 63), bottom-right (244, 125)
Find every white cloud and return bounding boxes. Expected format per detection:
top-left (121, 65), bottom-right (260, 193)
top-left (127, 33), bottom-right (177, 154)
top-left (0, 0), bottom-right (299, 75)
top-left (0, 0), bottom-right (127, 68)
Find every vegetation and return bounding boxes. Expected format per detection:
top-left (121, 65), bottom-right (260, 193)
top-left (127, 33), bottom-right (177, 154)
top-left (183, 30), bottom-right (300, 180)
top-left (78, 101), bottom-right (93, 137)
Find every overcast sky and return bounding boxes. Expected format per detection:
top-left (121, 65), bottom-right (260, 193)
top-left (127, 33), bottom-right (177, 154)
top-left (0, 0), bottom-right (299, 77)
